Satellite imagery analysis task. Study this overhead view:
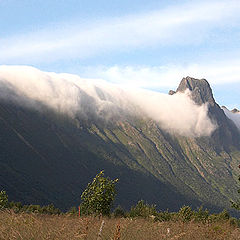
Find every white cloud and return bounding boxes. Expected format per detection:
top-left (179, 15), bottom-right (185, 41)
top-left (86, 59), bottom-right (240, 89)
top-left (0, 65), bottom-right (216, 137)
top-left (0, 0), bottom-right (240, 63)
top-left (223, 108), bottom-right (240, 130)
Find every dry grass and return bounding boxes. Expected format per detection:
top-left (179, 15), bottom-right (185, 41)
top-left (0, 210), bottom-right (240, 240)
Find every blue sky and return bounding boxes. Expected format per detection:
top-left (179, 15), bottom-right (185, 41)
top-left (0, 0), bottom-right (240, 109)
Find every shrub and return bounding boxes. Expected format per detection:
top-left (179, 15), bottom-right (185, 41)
top-left (0, 190), bottom-right (8, 209)
top-left (128, 200), bottom-right (157, 218)
top-left (113, 205), bottom-right (126, 218)
top-left (8, 201), bottom-right (23, 213)
top-left (155, 210), bottom-right (173, 222)
top-left (41, 203), bottom-right (61, 214)
top-left (209, 209), bottom-right (230, 223)
top-left (229, 217), bottom-right (239, 226)
top-left (178, 206), bottom-right (194, 222)
top-left (217, 209), bottom-right (230, 221)
top-left (67, 206), bottom-right (78, 215)
top-left (194, 206), bottom-right (209, 222)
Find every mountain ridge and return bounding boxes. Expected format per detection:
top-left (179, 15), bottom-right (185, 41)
top-left (0, 71), bottom-right (239, 214)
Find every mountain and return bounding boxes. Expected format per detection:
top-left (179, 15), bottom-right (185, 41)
top-left (0, 71), bottom-right (240, 213)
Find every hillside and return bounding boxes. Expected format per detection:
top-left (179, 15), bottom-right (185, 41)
top-left (0, 68), bottom-right (239, 212)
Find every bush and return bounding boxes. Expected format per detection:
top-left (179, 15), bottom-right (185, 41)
top-left (209, 209), bottom-right (230, 223)
top-left (41, 203), bottom-right (61, 214)
top-left (178, 206), bottom-right (194, 222)
top-left (155, 210), bottom-right (173, 222)
top-left (0, 190), bottom-right (8, 209)
top-left (229, 217), bottom-right (240, 226)
top-left (194, 206), bottom-right (209, 222)
top-left (128, 200), bottom-right (157, 218)
top-left (67, 206), bottom-right (78, 215)
top-left (8, 201), bottom-right (23, 213)
top-left (113, 205), bottom-right (126, 218)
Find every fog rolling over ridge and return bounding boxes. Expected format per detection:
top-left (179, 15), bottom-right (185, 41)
top-left (222, 107), bottom-right (240, 130)
top-left (0, 65), bottom-right (216, 137)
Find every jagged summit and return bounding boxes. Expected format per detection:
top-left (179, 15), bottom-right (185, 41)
top-left (176, 76), bottom-right (215, 106)
top-left (169, 76), bottom-right (240, 149)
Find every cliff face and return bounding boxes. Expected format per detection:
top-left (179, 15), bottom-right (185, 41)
top-left (175, 76), bottom-right (240, 150)
top-left (0, 76), bottom-right (240, 213)
top-left (176, 77), bottom-right (215, 106)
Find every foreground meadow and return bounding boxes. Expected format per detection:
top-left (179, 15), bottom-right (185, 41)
top-left (0, 210), bottom-right (240, 240)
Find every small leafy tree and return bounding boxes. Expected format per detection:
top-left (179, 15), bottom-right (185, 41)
top-left (81, 170), bottom-right (118, 215)
top-left (0, 190), bottom-right (8, 209)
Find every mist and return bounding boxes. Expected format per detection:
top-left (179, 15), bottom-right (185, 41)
top-left (0, 65), bottom-right (216, 137)
top-left (222, 108), bottom-right (240, 130)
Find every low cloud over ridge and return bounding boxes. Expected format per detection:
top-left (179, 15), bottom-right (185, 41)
top-left (222, 108), bottom-right (240, 130)
top-left (0, 65), bottom-right (216, 137)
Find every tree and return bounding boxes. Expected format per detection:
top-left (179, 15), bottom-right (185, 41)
top-left (0, 190), bottom-right (8, 209)
top-left (81, 170), bottom-right (118, 215)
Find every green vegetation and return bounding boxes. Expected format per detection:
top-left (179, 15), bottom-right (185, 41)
top-left (80, 170), bottom-right (118, 216)
top-left (1, 185), bottom-right (240, 239)
top-left (0, 190), bottom-right (61, 214)
top-left (128, 200), bottom-right (157, 218)
top-left (231, 167), bottom-right (240, 210)
top-left (1, 96), bottom-right (240, 212)
top-left (0, 190), bottom-right (8, 209)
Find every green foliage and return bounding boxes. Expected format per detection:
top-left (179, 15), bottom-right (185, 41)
top-left (178, 205), bottom-right (194, 222)
top-left (208, 209), bottom-right (230, 223)
top-left (8, 201), bottom-right (23, 213)
top-left (194, 206), bottom-right (209, 222)
top-left (0, 190), bottom-right (8, 209)
top-left (229, 217), bottom-right (240, 227)
top-left (67, 206), bottom-right (78, 215)
top-left (0, 191), bottom-right (61, 214)
top-left (155, 210), bottom-right (173, 222)
top-left (81, 170), bottom-right (118, 216)
top-left (231, 173), bottom-right (240, 210)
top-left (40, 203), bottom-right (61, 214)
top-left (128, 200), bottom-right (157, 218)
top-left (113, 205), bottom-right (126, 218)
top-left (8, 202), bottom-right (61, 214)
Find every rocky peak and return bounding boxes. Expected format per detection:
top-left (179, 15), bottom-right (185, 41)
top-left (173, 77), bottom-right (240, 149)
top-left (176, 76), bottom-right (215, 106)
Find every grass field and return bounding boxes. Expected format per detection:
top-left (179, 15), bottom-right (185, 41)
top-left (0, 210), bottom-right (240, 240)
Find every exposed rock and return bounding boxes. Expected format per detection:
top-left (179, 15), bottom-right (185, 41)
top-left (168, 90), bottom-right (176, 95)
top-left (175, 76), bottom-right (240, 150)
top-left (176, 76), bottom-right (215, 106)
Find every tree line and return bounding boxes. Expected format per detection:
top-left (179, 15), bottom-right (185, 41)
top-left (0, 169), bottom-right (240, 225)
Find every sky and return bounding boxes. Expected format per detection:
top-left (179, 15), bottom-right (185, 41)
top-left (0, 0), bottom-right (239, 109)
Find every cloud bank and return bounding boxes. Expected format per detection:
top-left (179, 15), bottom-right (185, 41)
top-left (222, 108), bottom-right (240, 130)
top-left (0, 65), bottom-right (216, 137)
